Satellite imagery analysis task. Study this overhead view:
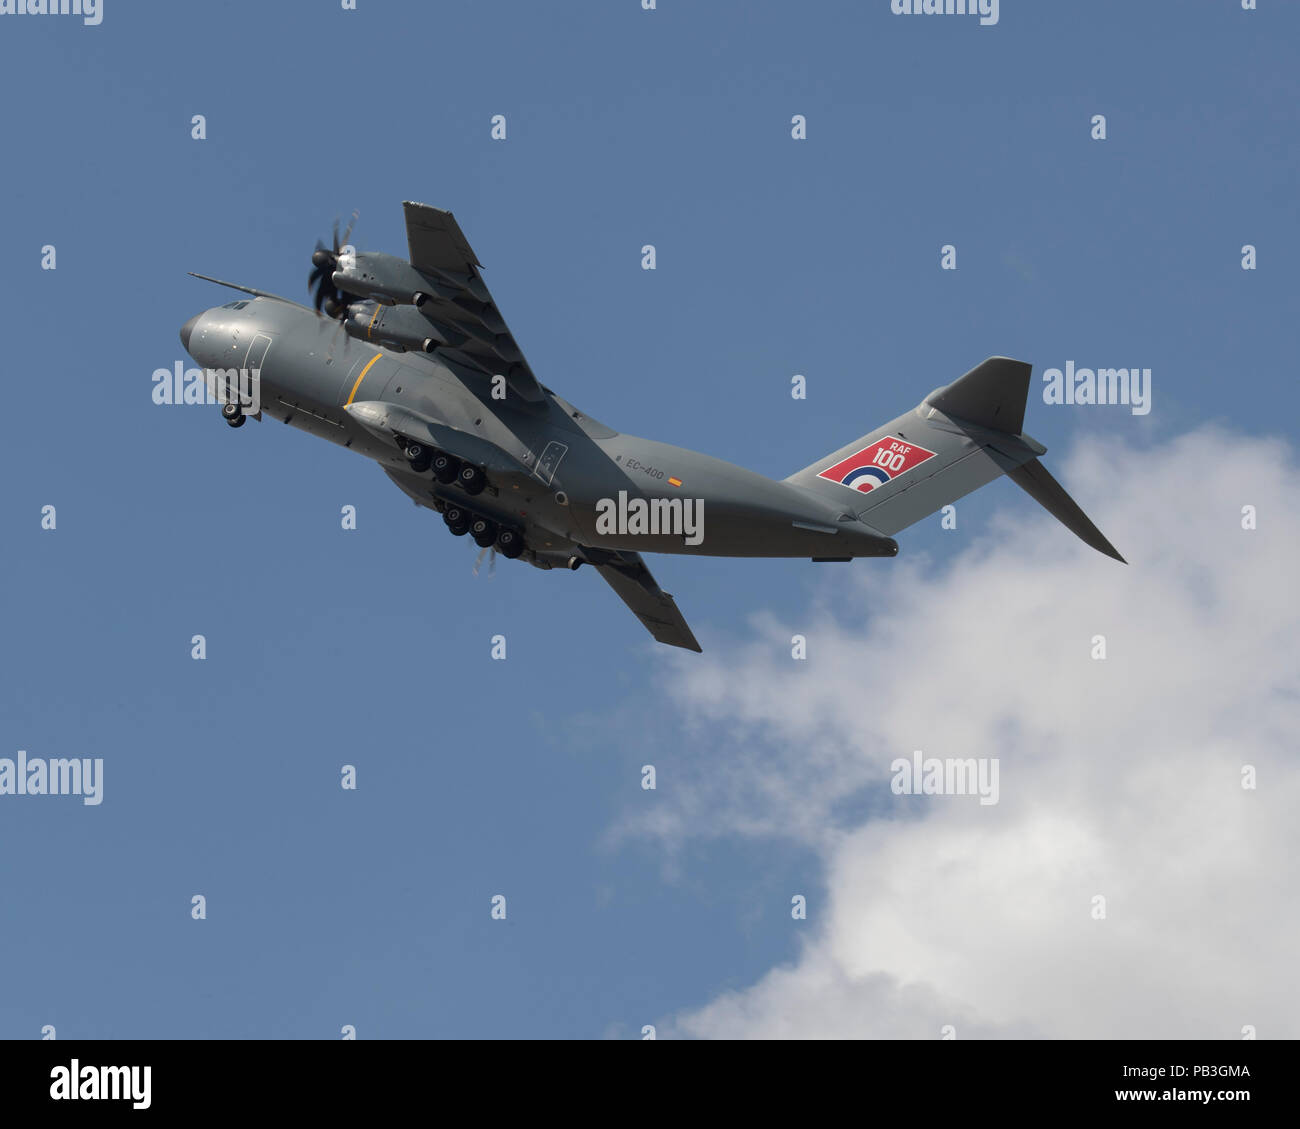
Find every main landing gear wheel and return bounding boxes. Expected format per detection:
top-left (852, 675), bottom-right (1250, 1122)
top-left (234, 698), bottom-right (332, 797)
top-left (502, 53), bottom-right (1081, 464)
top-left (495, 527), bottom-right (524, 559)
top-left (470, 517), bottom-right (498, 548)
top-left (222, 402), bottom-right (246, 428)
top-left (405, 442), bottom-right (432, 474)
top-left (431, 452), bottom-right (460, 484)
top-left (443, 505), bottom-right (470, 537)
top-left (458, 464), bottom-right (487, 496)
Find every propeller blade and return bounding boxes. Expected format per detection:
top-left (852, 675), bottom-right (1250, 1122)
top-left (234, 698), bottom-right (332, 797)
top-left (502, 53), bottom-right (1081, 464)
top-left (310, 216), bottom-right (359, 317)
top-left (472, 546), bottom-right (498, 578)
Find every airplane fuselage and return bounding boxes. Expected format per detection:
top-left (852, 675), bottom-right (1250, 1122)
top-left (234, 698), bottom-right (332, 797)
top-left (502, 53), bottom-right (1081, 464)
top-left (180, 297), bottom-right (899, 563)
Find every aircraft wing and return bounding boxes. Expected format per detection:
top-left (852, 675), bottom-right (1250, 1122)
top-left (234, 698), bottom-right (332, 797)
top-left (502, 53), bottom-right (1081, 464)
top-left (592, 553), bottom-right (702, 653)
top-left (380, 465), bottom-right (700, 651)
top-left (402, 202), bottom-right (545, 402)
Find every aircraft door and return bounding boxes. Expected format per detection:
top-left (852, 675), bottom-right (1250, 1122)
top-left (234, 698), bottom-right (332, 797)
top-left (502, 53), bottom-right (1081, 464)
top-left (242, 334), bottom-right (272, 415)
top-left (533, 441), bottom-right (568, 486)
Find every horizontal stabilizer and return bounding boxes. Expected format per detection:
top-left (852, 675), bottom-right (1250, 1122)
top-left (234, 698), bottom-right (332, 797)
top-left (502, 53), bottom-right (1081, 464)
top-left (1007, 458), bottom-right (1126, 563)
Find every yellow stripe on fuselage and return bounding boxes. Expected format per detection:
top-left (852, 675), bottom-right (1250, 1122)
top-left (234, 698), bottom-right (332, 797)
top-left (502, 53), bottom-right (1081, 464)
top-left (346, 353), bottom-right (382, 406)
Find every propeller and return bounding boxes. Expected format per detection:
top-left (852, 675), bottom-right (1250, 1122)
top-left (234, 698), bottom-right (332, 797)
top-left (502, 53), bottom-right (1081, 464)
top-left (308, 211), bottom-right (358, 319)
top-left (473, 545), bottom-right (497, 578)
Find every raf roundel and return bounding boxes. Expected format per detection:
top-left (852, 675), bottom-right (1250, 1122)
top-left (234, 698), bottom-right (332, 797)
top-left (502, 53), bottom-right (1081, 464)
top-left (817, 436), bottom-right (938, 494)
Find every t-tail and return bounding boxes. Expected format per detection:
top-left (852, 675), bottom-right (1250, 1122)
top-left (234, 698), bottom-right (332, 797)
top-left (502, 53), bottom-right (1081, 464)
top-left (786, 357), bottom-right (1125, 563)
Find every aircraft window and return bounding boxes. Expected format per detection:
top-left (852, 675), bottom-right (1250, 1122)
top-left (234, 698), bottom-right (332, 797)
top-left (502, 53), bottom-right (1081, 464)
top-left (220, 300), bottom-right (250, 310)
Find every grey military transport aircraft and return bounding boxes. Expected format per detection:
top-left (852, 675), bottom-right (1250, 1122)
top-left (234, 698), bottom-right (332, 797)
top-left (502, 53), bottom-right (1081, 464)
top-left (180, 202), bottom-right (1123, 652)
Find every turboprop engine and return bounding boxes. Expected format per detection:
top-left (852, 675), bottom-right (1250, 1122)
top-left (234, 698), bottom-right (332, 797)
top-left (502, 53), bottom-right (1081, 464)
top-left (344, 300), bottom-right (444, 353)
top-left (331, 251), bottom-right (440, 308)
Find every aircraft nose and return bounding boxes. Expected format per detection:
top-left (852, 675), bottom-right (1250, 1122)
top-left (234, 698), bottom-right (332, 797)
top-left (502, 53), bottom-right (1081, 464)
top-left (180, 313), bottom-right (202, 353)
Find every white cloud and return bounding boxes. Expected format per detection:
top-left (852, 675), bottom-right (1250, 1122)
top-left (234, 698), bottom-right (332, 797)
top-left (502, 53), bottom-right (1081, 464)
top-left (633, 429), bottom-right (1300, 1038)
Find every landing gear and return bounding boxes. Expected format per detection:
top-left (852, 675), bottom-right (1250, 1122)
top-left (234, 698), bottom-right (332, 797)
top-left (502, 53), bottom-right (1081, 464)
top-left (495, 527), bottom-right (524, 559)
top-left (443, 504), bottom-right (470, 536)
top-left (431, 452), bottom-right (460, 484)
top-left (458, 463), bottom-right (487, 496)
top-left (222, 402), bottom-right (245, 428)
top-left (405, 442), bottom-right (432, 473)
top-left (402, 442), bottom-right (470, 486)
top-left (443, 500), bottom-right (525, 558)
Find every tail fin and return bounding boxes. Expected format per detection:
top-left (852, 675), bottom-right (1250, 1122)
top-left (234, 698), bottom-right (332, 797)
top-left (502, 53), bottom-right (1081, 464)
top-left (785, 357), bottom-right (1124, 562)
top-left (927, 355), bottom-right (1032, 434)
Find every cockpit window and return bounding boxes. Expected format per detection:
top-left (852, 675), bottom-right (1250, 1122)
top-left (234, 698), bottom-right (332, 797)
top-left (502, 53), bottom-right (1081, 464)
top-left (220, 300), bottom-right (250, 310)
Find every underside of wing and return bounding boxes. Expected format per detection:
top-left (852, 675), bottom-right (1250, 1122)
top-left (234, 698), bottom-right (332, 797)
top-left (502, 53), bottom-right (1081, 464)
top-left (592, 552), bottom-right (702, 653)
top-left (379, 465), bottom-right (701, 651)
top-left (402, 201), bottom-right (545, 402)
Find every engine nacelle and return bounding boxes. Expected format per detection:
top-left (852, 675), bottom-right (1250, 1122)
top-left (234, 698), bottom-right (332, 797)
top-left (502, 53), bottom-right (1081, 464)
top-left (344, 300), bottom-right (443, 354)
top-left (332, 251), bottom-right (438, 308)
top-left (524, 549), bottom-right (585, 572)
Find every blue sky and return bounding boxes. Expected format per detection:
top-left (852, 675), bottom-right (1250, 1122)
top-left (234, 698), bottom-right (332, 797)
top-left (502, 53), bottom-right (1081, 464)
top-left (1, 0), bottom-right (1296, 1039)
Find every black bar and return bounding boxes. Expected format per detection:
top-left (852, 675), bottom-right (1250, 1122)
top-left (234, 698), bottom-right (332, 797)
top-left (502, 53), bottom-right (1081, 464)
top-left (1, 1038), bottom-right (1285, 1116)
